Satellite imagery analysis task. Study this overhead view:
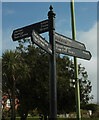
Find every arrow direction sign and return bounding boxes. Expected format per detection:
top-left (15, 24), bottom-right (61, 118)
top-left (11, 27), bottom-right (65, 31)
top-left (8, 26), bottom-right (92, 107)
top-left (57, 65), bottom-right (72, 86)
top-left (55, 32), bottom-right (86, 50)
top-left (12, 19), bottom-right (49, 41)
top-left (32, 30), bottom-right (52, 55)
top-left (56, 43), bottom-right (91, 60)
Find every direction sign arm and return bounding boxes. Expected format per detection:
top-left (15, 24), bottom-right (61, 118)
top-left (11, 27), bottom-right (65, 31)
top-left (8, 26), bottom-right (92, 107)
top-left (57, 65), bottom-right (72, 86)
top-left (32, 30), bottom-right (52, 55)
top-left (12, 19), bottom-right (49, 41)
top-left (55, 32), bottom-right (86, 50)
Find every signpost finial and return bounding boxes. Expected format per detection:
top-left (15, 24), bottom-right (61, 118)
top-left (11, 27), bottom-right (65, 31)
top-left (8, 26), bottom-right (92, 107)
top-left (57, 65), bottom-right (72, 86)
top-left (48, 5), bottom-right (55, 19)
top-left (49, 5), bottom-right (53, 11)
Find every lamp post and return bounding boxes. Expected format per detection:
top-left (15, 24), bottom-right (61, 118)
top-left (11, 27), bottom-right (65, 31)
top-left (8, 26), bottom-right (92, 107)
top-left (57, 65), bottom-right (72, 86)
top-left (70, 0), bottom-right (81, 120)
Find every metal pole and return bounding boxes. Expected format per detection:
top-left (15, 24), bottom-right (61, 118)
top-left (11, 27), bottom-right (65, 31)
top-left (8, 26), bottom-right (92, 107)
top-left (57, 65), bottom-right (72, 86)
top-left (70, 1), bottom-right (81, 120)
top-left (48, 5), bottom-right (57, 120)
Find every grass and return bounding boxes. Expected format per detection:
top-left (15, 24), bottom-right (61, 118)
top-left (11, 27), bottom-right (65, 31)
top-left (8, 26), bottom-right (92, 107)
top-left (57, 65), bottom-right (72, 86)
top-left (5, 117), bottom-right (99, 120)
top-left (47, 118), bottom-right (98, 120)
top-left (57, 118), bottom-right (99, 120)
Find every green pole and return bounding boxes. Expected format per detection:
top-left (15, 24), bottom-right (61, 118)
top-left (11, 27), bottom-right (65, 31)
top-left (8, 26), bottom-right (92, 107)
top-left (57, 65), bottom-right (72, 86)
top-left (70, 0), bottom-right (81, 120)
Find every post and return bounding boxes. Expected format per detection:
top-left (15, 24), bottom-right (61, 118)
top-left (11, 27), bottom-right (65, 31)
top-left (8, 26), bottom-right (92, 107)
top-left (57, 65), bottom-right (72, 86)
top-left (48, 6), bottom-right (57, 120)
top-left (70, 0), bottom-right (81, 120)
top-left (11, 81), bottom-right (15, 120)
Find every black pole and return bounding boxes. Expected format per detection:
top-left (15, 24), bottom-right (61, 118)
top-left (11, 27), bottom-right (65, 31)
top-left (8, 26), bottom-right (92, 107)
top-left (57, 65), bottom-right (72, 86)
top-left (48, 6), bottom-right (57, 120)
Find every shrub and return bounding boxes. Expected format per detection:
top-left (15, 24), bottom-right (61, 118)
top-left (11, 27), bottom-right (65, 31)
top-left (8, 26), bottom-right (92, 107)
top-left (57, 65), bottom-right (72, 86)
top-left (85, 103), bottom-right (99, 114)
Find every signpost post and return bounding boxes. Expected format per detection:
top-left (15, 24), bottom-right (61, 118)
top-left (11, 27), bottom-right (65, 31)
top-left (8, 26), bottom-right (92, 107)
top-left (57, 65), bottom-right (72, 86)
top-left (48, 6), bottom-right (57, 120)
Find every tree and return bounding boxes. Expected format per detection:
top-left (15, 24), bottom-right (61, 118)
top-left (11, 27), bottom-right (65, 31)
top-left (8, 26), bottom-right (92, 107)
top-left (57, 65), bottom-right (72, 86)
top-left (2, 38), bottom-right (93, 120)
top-left (15, 39), bottom-right (93, 119)
top-left (78, 64), bottom-right (93, 106)
top-left (57, 56), bottom-right (93, 113)
top-left (16, 39), bottom-right (49, 120)
top-left (2, 50), bottom-right (30, 120)
top-left (56, 55), bottom-right (75, 113)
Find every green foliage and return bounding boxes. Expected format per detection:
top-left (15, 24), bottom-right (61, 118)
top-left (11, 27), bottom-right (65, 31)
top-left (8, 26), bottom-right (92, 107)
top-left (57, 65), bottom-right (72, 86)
top-left (57, 56), bottom-right (75, 113)
top-left (84, 104), bottom-right (99, 114)
top-left (2, 50), bottom-right (31, 119)
top-left (80, 110), bottom-right (89, 115)
top-left (2, 50), bottom-right (30, 95)
top-left (2, 38), bottom-right (93, 119)
top-left (5, 117), bottom-right (99, 120)
top-left (15, 39), bottom-right (50, 118)
top-left (78, 64), bottom-right (93, 105)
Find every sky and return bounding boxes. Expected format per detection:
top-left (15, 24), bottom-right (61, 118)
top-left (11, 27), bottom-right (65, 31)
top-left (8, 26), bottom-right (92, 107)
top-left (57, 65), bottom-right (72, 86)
top-left (1, 1), bottom-right (98, 103)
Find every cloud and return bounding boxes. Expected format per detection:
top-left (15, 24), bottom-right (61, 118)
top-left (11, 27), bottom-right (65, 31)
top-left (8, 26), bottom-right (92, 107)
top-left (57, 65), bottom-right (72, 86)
top-left (7, 9), bottom-right (15, 15)
top-left (0, 30), bottom-right (2, 58)
top-left (2, 27), bottom-right (18, 55)
top-left (0, 3), bottom-right (2, 57)
top-left (81, 7), bottom-right (88, 12)
top-left (77, 23), bottom-right (97, 57)
top-left (0, 29), bottom-right (2, 50)
top-left (77, 22), bottom-right (97, 103)
top-left (4, 9), bottom-right (15, 15)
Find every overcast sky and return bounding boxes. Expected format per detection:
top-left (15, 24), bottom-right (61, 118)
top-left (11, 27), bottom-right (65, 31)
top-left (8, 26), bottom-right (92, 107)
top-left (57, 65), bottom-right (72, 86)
top-left (1, 1), bottom-right (98, 103)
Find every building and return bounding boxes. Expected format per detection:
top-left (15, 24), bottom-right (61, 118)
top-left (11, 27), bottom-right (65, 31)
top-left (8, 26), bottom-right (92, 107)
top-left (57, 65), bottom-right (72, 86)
top-left (2, 95), bottom-right (19, 110)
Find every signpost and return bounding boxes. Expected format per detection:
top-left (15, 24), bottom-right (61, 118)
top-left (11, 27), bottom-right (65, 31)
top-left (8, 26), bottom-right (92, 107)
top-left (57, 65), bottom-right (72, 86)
top-left (48, 6), bottom-right (57, 120)
top-left (56, 43), bottom-right (91, 60)
top-left (12, 5), bottom-right (92, 120)
top-left (12, 19), bottom-right (49, 41)
top-left (32, 30), bottom-right (52, 55)
top-left (55, 32), bottom-right (86, 50)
